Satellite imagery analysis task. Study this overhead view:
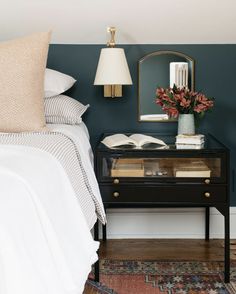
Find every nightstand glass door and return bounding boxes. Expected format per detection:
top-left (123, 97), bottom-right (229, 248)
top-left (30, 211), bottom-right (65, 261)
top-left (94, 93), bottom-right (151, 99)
top-left (102, 156), bottom-right (223, 181)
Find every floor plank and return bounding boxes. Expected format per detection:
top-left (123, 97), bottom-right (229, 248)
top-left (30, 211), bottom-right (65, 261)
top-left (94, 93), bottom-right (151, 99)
top-left (100, 239), bottom-right (235, 261)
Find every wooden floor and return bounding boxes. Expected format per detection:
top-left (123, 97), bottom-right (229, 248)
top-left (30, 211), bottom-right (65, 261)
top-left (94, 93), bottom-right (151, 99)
top-left (84, 239), bottom-right (236, 293)
top-left (100, 239), bottom-right (236, 261)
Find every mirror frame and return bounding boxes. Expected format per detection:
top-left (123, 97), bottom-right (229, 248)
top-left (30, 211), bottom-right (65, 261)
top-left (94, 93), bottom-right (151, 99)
top-left (138, 50), bottom-right (195, 122)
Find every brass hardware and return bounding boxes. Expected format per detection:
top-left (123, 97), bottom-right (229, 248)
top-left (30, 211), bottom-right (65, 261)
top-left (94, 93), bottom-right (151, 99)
top-left (113, 178), bottom-right (120, 184)
top-left (205, 179), bottom-right (210, 184)
top-left (104, 85), bottom-right (122, 98)
top-left (113, 191), bottom-right (120, 198)
top-left (204, 192), bottom-right (211, 198)
top-left (107, 27), bottom-right (116, 48)
top-left (105, 28), bottom-right (121, 98)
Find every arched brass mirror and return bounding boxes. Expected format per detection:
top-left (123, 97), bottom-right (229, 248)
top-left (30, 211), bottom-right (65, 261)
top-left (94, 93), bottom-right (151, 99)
top-left (138, 50), bottom-right (195, 122)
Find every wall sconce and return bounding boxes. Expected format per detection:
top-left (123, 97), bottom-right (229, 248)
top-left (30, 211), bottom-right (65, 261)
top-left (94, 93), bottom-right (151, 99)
top-left (94, 27), bottom-right (132, 98)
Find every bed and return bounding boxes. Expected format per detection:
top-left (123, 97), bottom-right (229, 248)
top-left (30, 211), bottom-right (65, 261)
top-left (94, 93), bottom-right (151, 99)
top-left (0, 31), bottom-right (106, 294)
top-left (0, 122), bottom-right (106, 294)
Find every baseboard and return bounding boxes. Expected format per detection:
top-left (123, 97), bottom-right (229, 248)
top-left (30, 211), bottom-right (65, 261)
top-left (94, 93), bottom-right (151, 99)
top-left (101, 207), bottom-right (236, 239)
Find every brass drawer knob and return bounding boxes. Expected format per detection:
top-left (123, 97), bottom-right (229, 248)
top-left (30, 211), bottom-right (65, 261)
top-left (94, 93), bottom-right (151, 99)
top-left (113, 191), bottom-right (120, 198)
top-left (205, 179), bottom-right (210, 184)
top-left (204, 192), bottom-right (211, 198)
top-left (113, 178), bottom-right (120, 184)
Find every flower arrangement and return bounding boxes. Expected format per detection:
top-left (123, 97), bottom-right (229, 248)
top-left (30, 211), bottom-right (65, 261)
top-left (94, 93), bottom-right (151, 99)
top-left (155, 84), bottom-right (214, 118)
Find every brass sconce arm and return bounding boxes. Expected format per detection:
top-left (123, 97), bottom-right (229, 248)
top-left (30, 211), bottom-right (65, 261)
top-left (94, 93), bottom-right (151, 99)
top-left (107, 27), bottom-right (116, 48)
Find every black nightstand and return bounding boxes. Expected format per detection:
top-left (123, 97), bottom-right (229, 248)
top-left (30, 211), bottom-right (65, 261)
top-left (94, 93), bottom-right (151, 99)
top-left (94, 133), bottom-right (230, 282)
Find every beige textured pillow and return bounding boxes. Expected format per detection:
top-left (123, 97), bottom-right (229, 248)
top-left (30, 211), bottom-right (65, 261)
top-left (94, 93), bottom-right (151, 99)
top-left (0, 32), bottom-right (51, 132)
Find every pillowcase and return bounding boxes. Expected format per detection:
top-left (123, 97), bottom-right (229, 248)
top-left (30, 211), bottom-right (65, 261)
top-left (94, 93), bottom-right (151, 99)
top-left (44, 95), bottom-right (89, 125)
top-left (44, 68), bottom-right (76, 98)
top-left (0, 32), bottom-right (51, 132)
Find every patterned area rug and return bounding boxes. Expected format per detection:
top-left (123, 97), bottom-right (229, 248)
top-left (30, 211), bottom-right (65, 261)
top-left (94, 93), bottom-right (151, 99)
top-left (98, 260), bottom-right (236, 294)
top-left (83, 279), bottom-right (115, 294)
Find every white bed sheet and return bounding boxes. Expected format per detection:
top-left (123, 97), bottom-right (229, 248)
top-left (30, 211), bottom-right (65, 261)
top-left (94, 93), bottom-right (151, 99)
top-left (0, 145), bottom-right (99, 294)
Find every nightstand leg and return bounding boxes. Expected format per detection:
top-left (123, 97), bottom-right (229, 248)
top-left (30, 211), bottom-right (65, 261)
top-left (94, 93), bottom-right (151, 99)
top-left (94, 220), bottom-right (99, 282)
top-left (102, 208), bottom-right (107, 241)
top-left (224, 207), bottom-right (230, 283)
top-left (205, 207), bottom-right (210, 241)
top-left (102, 224), bottom-right (107, 241)
top-left (94, 220), bottom-right (99, 241)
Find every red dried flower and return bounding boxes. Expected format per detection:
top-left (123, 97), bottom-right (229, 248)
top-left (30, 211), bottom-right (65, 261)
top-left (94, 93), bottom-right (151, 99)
top-left (155, 84), bottom-right (214, 118)
top-left (180, 97), bottom-right (191, 108)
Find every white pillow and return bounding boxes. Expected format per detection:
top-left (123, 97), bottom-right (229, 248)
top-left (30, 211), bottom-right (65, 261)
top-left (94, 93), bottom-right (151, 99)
top-left (44, 68), bottom-right (76, 98)
top-left (44, 95), bottom-right (89, 125)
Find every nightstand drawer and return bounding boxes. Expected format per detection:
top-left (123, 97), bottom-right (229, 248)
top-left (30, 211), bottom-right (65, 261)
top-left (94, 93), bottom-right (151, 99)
top-left (100, 185), bottom-right (227, 204)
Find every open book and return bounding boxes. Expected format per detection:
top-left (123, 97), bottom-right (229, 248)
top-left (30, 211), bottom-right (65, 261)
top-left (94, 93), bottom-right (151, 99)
top-left (101, 134), bottom-right (167, 148)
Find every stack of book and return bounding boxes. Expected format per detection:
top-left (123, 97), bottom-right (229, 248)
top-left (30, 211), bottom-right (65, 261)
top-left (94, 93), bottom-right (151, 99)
top-left (111, 158), bottom-right (144, 177)
top-left (174, 160), bottom-right (211, 177)
top-left (175, 134), bottom-right (205, 149)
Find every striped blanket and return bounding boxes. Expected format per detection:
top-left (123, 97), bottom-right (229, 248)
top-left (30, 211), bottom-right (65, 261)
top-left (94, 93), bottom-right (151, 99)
top-left (0, 131), bottom-right (106, 229)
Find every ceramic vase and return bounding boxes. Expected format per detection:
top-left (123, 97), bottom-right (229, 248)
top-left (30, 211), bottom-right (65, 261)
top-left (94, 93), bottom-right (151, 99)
top-left (178, 114), bottom-right (195, 135)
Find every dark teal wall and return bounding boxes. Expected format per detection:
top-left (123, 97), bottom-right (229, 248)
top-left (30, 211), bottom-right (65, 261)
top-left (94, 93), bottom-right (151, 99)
top-left (47, 44), bottom-right (236, 205)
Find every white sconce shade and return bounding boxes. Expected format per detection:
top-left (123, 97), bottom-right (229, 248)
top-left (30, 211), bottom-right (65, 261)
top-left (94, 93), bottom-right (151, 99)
top-left (94, 48), bottom-right (132, 85)
top-left (170, 62), bottom-right (188, 89)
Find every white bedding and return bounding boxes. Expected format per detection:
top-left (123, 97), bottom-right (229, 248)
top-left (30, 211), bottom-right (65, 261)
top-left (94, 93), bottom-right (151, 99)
top-left (0, 125), bottom-right (106, 227)
top-left (0, 144), bottom-right (99, 294)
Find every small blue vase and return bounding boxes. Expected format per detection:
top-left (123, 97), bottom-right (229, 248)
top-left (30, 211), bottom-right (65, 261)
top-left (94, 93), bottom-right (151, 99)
top-left (178, 114), bottom-right (195, 135)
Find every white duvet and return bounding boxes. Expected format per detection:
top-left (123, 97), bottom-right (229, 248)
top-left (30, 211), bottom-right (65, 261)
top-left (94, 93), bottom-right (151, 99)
top-left (0, 143), bottom-right (99, 294)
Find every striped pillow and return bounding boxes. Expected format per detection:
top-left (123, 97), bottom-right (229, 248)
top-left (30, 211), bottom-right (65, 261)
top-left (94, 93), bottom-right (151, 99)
top-left (45, 95), bottom-right (89, 125)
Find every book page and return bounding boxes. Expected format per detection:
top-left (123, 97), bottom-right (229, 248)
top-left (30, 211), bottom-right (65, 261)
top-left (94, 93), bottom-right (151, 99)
top-left (101, 134), bottom-right (136, 148)
top-left (129, 134), bottom-right (166, 147)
